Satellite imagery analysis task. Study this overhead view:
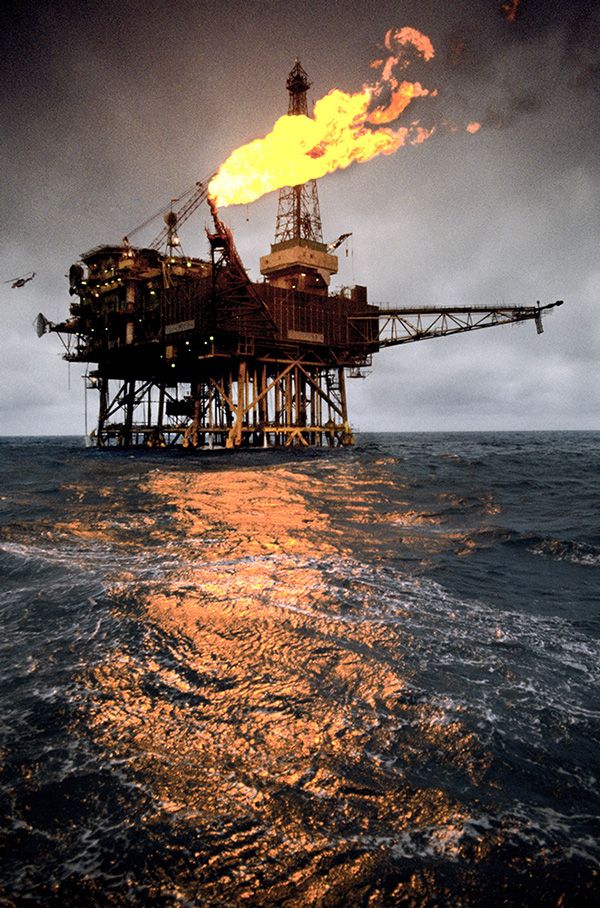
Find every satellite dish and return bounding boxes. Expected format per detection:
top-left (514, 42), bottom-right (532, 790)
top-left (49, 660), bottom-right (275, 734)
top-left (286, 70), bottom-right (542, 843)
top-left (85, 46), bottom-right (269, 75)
top-left (34, 312), bottom-right (49, 337)
top-left (69, 263), bottom-right (84, 285)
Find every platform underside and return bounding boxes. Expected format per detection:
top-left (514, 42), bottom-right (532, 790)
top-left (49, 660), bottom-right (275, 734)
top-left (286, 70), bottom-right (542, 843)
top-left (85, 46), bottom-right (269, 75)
top-left (92, 357), bottom-right (355, 449)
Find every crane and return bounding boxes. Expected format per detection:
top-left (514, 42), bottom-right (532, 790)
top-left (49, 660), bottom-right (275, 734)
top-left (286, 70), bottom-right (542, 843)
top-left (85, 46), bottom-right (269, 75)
top-left (148, 179), bottom-right (214, 251)
top-left (327, 233), bottom-right (352, 252)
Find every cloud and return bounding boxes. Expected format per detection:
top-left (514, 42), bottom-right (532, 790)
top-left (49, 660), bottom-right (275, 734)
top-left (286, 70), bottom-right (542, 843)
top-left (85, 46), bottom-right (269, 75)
top-left (0, 0), bottom-right (598, 434)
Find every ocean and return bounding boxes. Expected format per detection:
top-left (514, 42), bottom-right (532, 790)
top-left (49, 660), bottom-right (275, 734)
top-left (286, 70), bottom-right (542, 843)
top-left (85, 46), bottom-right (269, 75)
top-left (1, 432), bottom-right (599, 906)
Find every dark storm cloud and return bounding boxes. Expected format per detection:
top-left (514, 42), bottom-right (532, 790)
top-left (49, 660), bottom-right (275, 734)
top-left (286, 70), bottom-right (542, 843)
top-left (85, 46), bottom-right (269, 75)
top-left (0, 0), bottom-right (598, 434)
top-left (480, 92), bottom-right (542, 130)
top-left (440, 1), bottom-right (600, 132)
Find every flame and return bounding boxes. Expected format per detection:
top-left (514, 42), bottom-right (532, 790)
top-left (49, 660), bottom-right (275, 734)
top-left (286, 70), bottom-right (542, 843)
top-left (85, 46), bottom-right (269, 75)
top-left (209, 28), bottom-right (439, 208)
top-left (368, 81), bottom-right (434, 126)
top-left (466, 121), bottom-right (481, 134)
top-left (501, 0), bottom-right (521, 23)
top-left (382, 26), bottom-right (435, 71)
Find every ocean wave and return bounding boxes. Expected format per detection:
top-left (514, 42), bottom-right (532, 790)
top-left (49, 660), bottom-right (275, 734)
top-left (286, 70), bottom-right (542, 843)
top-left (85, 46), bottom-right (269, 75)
top-left (2, 435), bottom-right (600, 904)
top-left (527, 537), bottom-right (600, 567)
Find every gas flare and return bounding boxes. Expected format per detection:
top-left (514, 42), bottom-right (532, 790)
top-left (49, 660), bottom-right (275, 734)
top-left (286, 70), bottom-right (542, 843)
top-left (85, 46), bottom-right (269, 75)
top-left (501, 0), bottom-right (522, 24)
top-left (209, 28), bottom-right (440, 208)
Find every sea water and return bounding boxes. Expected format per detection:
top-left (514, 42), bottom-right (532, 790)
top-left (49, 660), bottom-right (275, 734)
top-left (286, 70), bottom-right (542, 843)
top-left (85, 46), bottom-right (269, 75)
top-left (1, 433), bottom-right (598, 905)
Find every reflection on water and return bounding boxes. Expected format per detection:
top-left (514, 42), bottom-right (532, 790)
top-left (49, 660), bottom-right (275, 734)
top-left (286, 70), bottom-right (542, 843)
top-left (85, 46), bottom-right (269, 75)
top-left (4, 435), bottom-right (599, 905)
top-left (84, 465), bottom-right (488, 903)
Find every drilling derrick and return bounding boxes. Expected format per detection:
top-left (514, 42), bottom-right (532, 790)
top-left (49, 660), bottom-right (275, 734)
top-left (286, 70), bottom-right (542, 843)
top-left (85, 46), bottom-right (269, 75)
top-left (261, 60), bottom-right (337, 296)
top-left (273, 60), bottom-right (323, 245)
top-left (38, 63), bottom-right (563, 450)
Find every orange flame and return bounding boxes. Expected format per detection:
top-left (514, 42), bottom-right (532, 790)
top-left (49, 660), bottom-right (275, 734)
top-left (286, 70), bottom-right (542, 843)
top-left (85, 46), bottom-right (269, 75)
top-left (466, 121), bottom-right (481, 134)
top-left (208, 28), bottom-right (438, 208)
top-left (501, 0), bottom-right (521, 23)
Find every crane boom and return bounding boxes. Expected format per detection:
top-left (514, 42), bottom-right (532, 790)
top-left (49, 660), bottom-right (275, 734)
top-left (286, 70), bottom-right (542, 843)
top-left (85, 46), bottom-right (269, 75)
top-left (148, 179), bottom-right (214, 250)
top-left (349, 300), bottom-right (563, 347)
top-left (207, 198), bottom-right (278, 335)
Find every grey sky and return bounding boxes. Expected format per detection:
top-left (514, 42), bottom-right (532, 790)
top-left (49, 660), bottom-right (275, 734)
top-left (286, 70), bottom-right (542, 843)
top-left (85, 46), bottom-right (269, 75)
top-left (1, 0), bottom-right (598, 434)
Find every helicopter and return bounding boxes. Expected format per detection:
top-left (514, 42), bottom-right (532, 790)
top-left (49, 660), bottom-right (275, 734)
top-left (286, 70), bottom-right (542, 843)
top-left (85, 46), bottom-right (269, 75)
top-left (4, 271), bottom-right (35, 289)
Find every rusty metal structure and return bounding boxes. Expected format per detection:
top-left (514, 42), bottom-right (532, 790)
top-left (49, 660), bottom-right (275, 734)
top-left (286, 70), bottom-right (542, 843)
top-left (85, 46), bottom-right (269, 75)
top-left (273, 60), bottom-right (323, 245)
top-left (38, 62), bottom-right (563, 450)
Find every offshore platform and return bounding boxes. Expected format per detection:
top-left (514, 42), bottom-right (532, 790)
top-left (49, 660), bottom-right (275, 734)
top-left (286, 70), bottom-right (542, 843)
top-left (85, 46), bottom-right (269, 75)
top-left (38, 62), bottom-right (562, 449)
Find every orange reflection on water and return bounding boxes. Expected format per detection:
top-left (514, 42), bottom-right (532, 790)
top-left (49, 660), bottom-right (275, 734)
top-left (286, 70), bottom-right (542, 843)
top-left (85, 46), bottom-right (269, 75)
top-left (80, 464), bottom-right (492, 902)
top-left (147, 467), bottom-right (341, 557)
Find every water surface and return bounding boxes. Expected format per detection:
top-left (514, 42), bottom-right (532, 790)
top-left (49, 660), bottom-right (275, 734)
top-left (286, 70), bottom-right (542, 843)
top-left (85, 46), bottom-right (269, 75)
top-left (1, 433), bottom-right (599, 905)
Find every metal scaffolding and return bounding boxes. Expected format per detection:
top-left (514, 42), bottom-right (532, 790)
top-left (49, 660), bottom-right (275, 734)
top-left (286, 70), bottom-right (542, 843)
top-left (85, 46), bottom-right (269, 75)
top-left (91, 360), bottom-right (353, 449)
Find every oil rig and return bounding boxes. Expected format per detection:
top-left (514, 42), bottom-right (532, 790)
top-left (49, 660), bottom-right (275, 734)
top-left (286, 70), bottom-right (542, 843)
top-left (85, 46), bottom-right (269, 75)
top-left (38, 61), bottom-right (562, 449)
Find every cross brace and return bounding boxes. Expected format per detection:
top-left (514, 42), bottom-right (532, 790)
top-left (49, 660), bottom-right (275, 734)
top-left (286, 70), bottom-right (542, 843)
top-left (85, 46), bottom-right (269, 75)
top-left (349, 301), bottom-right (564, 347)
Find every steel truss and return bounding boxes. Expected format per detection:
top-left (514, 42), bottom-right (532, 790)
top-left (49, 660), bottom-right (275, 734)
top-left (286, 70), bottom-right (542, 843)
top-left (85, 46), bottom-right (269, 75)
top-left (348, 301), bottom-right (562, 347)
top-left (92, 358), bottom-right (354, 449)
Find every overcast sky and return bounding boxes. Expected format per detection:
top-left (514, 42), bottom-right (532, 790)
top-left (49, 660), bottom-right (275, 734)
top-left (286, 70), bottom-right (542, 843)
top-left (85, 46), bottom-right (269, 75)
top-left (1, 0), bottom-right (598, 435)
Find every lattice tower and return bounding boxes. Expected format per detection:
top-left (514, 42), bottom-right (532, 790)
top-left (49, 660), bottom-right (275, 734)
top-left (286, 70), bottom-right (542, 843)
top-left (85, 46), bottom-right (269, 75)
top-left (273, 60), bottom-right (323, 244)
